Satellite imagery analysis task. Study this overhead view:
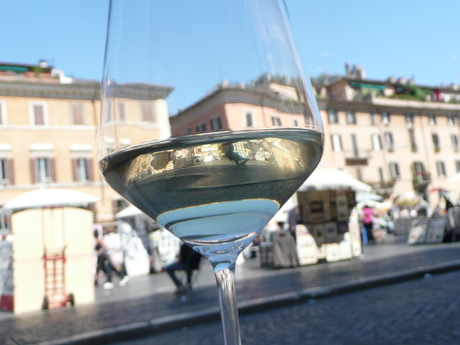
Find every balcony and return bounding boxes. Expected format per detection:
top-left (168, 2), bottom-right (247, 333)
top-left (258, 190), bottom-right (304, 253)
top-left (412, 171), bottom-right (431, 186)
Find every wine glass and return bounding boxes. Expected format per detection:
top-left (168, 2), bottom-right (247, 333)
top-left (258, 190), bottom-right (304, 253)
top-left (98, 1), bottom-right (323, 344)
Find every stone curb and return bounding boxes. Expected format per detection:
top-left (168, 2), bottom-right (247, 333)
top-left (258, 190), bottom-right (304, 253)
top-left (34, 260), bottom-right (460, 345)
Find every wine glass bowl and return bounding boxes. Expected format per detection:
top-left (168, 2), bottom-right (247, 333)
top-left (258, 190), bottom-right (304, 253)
top-left (99, 1), bottom-right (323, 343)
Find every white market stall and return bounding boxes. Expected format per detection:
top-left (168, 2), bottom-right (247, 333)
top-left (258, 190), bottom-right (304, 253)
top-left (0, 188), bottom-right (97, 314)
top-left (260, 169), bottom-right (373, 268)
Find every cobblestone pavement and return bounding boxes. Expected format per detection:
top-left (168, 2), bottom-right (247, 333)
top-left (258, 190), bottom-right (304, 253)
top-left (2, 236), bottom-right (460, 344)
top-left (112, 270), bottom-right (460, 345)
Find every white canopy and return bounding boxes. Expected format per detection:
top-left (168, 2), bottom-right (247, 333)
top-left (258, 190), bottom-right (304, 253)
top-left (448, 172), bottom-right (460, 182)
top-left (1, 188), bottom-right (98, 213)
top-left (115, 205), bottom-right (144, 219)
top-left (355, 192), bottom-right (383, 203)
top-left (299, 168), bottom-right (372, 193)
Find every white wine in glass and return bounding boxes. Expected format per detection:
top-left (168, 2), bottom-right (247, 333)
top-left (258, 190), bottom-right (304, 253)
top-left (98, 1), bottom-right (323, 344)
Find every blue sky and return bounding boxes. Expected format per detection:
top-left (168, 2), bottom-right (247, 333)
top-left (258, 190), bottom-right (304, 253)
top-left (1, 1), bottom-right (459, 110)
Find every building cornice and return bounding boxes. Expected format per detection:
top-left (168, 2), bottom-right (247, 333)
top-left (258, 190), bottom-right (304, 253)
top-left (0, 80), bottom-right (101, 100)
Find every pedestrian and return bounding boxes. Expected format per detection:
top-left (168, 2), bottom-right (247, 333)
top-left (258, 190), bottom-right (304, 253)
top-left (165, 243), bottom-right (202, 295)
top-left (360, 205), bottom-right (374, 243)
top-left (102, 230), bottom-right (130, 289)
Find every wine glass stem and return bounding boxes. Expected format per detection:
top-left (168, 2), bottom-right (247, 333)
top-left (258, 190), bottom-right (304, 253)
top-left (212, 260), bottom-right (242, 345)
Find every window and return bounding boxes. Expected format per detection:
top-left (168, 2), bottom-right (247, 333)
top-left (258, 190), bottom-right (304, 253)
top-left (70, 103), bottom-right (85, 125)
top-left (456, 161), bottom-right (460, 173)
top-left (0, 101), bottom-right (6, 125)
top-left (183, 128), bottom-right (191, 135)
top-left (118, 102), bottom-right (126, 121)
top-left (140, 103), bottom-right (156, 122)
top-left (448, 115), bottom-right (455, 126)
top-left (293, 118), bottom-right (299, 126)
top-left (0, 213), bottom-right (10, 232)
top-left (31, 158), bottom-right (55, 183)
top-left (405, 112), bottom-right (414, 128)
top-left (271, 116), bottom-right (281, 126)
top-left (428, 114), bottom-right (437, 125)
top-left (272, 115), bottom-right (281, 126)
top-left (346, 110), bottom-right (356, 124)
top-left (31, 102), bottom-right (47, 125)
top-left (382, 111), bottom-right (390, 125)
top-left (351, 134), bottom-right (359, 157)
top-left (389, 162), bottom-right (400, 179)
top-left (210, 116), bottom-right (222, 130)
top-left (409, 129), bottom-right (417, 151)
top-left (196, 123), bottom-right (207, 133)
top-left (331, 134), bottom-right (342, 152)
top-left (413, 161), bottom-right (425, 174)
top-left (356, 167), bottom-right (363, 181)
top-left (436, 161), bottom-right (446, 177)
top-left (378, 167), bottom-right (384, 183)
top-left (371, 134), bottom-right (382, 151)
top-left (0, 159), bottom-right (14, 185)
top-left (245, 111), bottom-right (254, 127)
top-left (432, 133), bottom-right (440, 151)
top-left (72, 158), bottom-right (93, 182)
top-left (328, 109), bottom-right (338, 124)
top-left (452, 134), bottom-right (459, 152)
top-left (369, 112), bottom-right (377, 125)
top-left (384, 132), bottom-right (394, 151)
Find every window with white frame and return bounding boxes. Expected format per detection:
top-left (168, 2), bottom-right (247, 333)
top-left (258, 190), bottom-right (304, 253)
top-left (245, 111), bottom-right (254, 127)
top-left (73, 158), bottom-right (92, 182)
top-left (452, 134), bottom-right (459, 152)
top-left (0, 101), bottom-right (6, 125)
top-left (36, 158), bottom-right (52, 183)
top-left (384, 132), bottom-right (394, 151)
top-left (456, 161), bottom-right (460, 173)
top-left (331, 134), bottom-right (342, 152)
top-left (436, 161), bottom-right (446, 177)
top-left (0, 159), bottom-right (8, 184)
top-left (428, 114), bottom-right (437, 125)
top-left (328, 109), bottom-right (338, 123)
top-left (351, 134), bottom-right (359, 157)
top-left (70, 103), bottom-right (85, 125)
top-left (140, 103), bottom-right (156, 122)
top-left (432, 133), bottom-right (440, 151)
top-left (118, 102), bottom-right (126, 121)
top-left (346, 110), bottom-right (356, 124)
top-left (30, 102), bottom-right (47, 125)
top-left (382, 111), bottom-right (390, 125)
top-left (448, 115), bottom-right (455, 126)
top-left (369, 112), bottom-right (377, 125)
top-left (293, 118), bottom-right (299, 126)
top-left (389, 162), bottom-right (400, 179)
top-left (405, 112), bottom-right (414, 127)
top-left (371, 134), bottom-right (382, 151)
top-left (271, 116), bottom-right (281, 126)
top-left (210, 116), bottom-right (222, 130)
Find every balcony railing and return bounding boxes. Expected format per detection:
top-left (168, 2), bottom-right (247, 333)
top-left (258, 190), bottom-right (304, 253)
top-left (413, 171), bottom-right (431, 185)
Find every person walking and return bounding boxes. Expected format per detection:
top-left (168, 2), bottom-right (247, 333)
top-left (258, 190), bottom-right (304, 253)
top-left (361, 205), bottom-right (375, 243)
top-left (102, 230), bottom-right (130, 289)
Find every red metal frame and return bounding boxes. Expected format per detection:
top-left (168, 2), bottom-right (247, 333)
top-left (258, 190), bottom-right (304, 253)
top-left (42, 207), bottom-right (73, 309)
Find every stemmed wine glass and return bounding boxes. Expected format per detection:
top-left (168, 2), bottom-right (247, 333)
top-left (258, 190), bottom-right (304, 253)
top-left (98, 1), bottom-right (323, 344)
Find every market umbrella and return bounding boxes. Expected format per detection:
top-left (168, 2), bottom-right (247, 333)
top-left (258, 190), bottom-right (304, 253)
top-left (0, 188), bottom-right (98, 213)
top-left (115, 205), bottom-right (144, 219)
top-left (448, 172), bottom-right (460, 182)
top-left (299, 168), bottom-right (372, 192)
top-left (355, 192), bottom-right (383, 203)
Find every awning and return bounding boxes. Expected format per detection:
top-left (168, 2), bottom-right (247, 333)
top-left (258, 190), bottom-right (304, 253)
top-left (1, 188), bottom-right (98, 213)
top-left (349, 82), bottom-right (386, 91)
top-left (299, 168), bottom-right (372, 193)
